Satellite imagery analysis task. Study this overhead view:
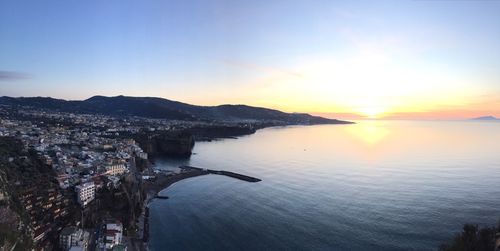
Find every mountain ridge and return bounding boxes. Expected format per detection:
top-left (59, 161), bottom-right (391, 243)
top-left (0, 95), bottom-right (352, 125)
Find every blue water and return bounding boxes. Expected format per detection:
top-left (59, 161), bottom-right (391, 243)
top-left (149, 121), bottom-right (500, 250)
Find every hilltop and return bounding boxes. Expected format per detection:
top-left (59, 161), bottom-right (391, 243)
top-left (0, 95), bottom-right (352, 125)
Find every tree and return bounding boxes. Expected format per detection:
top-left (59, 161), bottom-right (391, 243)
top-left (439, 223), bottom-right (496, 251)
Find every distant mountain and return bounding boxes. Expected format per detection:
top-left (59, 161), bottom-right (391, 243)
top-left (471, 116), bottom-right (499, 121)
top-left (0, 95), bottom-right (352, 125)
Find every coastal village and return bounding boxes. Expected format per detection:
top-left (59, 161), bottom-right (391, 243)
top-left (0, 105), bottom-right (209, 251)
top-left (0, 103), bottom-right (264, 251)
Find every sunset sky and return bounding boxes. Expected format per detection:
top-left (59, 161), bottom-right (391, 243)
top-left (1, 0), bottom-right (500, 119)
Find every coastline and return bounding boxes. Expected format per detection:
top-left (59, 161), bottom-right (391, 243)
top-left (193, 122), bottom-right (355, 143)
top-left (192, 124), bottom-right (291, 142)
top-left (133, 123), bottom-right (351, 251)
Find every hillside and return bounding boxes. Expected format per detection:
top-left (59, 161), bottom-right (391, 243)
top-left (0, 95), bottom-right (352, 125)
top-left (0, 137), bottom-right (76, 250)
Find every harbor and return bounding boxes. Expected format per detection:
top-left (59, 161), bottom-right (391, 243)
top-left (138, 165), bottom-right (262, 250)
top-left (144, 165), bottom-right (261, 200)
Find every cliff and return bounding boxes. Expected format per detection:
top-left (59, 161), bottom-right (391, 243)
top-left (134, 131), bottom-right (195, 158)
top-left (186, 124), bottom-right (257, 141)
top-left (83, 173), bottom-right (144, 232)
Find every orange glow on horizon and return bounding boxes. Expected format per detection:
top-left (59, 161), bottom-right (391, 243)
top-left (155, 49), bottom-right (500, 121)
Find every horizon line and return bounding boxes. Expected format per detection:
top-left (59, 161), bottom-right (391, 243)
top-left (2, 94), bottom-right (498, 121)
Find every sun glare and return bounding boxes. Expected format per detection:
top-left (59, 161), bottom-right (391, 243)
top-left (246, 46), bottom-right (485, 120)
top-left (359, 107), bottom-right (385, 119)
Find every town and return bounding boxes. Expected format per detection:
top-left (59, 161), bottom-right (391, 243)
top-left (0, 95), bottom-right (338, 251)
top-left (0, 104), bottom-right (254, 251)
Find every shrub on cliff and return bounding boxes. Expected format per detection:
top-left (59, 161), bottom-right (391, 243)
top-left (438, 223), bottom-right (498, 251)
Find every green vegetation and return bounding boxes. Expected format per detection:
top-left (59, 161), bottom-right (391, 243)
top-left (0, 136), bottom-right (75, 250)
top-left (439, 223), bottom-right (499, 251)
top-left (0, 137), bottom-right (33, 250)
top-left (0, 207), bottom-right (32, 251)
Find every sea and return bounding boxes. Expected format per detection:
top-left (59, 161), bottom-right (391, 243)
top-left (148, 120), bottom-right (500, 251)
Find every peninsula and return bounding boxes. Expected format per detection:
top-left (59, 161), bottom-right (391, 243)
top-left (471, 116), bottom-right (500, 121)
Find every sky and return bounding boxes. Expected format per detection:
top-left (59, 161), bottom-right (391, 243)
top-left (1, 0), bottom-right (500, 119)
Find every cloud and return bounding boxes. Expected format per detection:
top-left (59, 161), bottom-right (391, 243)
top-left (0, 70), bottom-right (30, 81)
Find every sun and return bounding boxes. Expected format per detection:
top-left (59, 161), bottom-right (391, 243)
top-left (358, 106), bottom-right (385, 119)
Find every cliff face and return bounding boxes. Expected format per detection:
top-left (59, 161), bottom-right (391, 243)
top-left (84, 173), bottom-right (144, 230)
top-left (155, 133), bottom-right (195, 157)
top-left (186, 125), bottom-right (257, 141)
top-left (134, 131), bottom-right (195, 158)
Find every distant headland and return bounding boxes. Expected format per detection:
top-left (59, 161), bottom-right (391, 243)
top-left (0, 95), bottom-right (353, 126)
top-left (470, 116), bottom-right (499, 121)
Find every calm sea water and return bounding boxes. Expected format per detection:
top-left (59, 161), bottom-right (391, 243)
top-left (149, 121), bottom-right (500, 251)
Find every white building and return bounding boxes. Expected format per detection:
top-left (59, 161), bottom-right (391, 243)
top-left (59, 226), bottom-right (90, 251)
top-left (75, 182), bottom-right (95, 207)
top-left (106, 163), bottom-right (127, 176)
top-left (137, 152), bottom-right (148, 160)
top-left (0, 190), bottom-right (6, 201)
top-left (105, 221), bottom-right (123, 250)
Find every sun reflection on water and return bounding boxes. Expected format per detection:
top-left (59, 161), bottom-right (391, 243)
top-left (345, 120), bottom-right (391, 146)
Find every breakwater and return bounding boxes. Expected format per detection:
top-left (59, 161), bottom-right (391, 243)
top-left (143, 166), bottom-right (261, 204)
top-left (154, 195), bottom-right (169, 199)
top-left (179, 166), bottom-right (262, 182)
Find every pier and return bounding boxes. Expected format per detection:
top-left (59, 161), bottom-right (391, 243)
top-left (180, 166), bottom-right (262, 182)
top-left (154, 195), bottom-right (169, 199)
top-left (143, 166), bottom-right (261, 207)
top-left (208, 170), bottom-right (261, 182)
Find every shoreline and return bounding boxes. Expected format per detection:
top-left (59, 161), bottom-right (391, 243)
top-left (193, 122), bottom-right (355, 143)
